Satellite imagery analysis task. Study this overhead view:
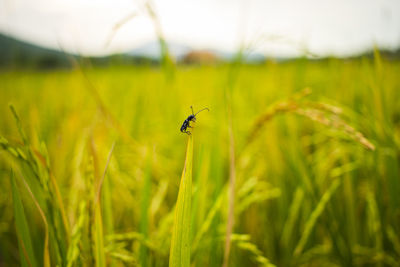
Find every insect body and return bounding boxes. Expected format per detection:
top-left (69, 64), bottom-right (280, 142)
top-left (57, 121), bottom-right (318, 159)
top-left (180, 106), bottom-right (209, 135)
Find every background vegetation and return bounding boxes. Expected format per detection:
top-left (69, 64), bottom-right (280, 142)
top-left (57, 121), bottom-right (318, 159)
top-left (0, 53), bottom-right (400, 266)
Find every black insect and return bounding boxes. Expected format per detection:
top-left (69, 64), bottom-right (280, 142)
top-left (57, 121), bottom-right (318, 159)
top-left (180, 106), bottom-right (209, 135)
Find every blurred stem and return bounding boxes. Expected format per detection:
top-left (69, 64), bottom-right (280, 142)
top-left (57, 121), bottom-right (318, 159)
top-left (223, 107), bottom-right (236, 267)
top-left (145, 0), bottom-right (175, 80)
top-left (139, 157), bottom-right (152, 267)
top-left (223, 49), bottom-right (243, 267)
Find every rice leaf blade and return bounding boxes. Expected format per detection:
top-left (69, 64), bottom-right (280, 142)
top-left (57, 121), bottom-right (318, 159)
top-left (169, 134), bottom-right (193, 267)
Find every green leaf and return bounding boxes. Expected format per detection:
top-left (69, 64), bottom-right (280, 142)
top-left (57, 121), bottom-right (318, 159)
top-left (169, 134), bottom-right (193, 267)
top-left (11, 171), bottom-right (38, 267)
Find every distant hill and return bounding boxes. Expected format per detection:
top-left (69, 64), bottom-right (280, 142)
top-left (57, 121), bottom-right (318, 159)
top-left (0, 33), bottom-right (73, 69)
top-left (1, 33), bottom-right (399, 70)
top-left (0, 33), bottom-right (168, 69)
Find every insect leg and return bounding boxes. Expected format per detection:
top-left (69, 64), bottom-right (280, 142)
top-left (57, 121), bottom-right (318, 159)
top-left (181, 129), bottom-right (191, 135)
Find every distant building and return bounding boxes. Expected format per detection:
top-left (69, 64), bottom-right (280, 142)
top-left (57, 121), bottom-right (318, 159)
top-left (181, 50), bottom-right (219, 65)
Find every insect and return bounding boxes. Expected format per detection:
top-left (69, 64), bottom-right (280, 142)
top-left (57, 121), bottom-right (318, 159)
top-left (180, 106), bottom-right (209, 135)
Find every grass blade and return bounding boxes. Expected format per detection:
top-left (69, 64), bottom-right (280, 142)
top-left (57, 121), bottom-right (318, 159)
top-left (11, 171), bottom-right (38, 267)
top-left (18, 172), bottom-right (50, 267)
top-left (169, 134), bottom-right (193, 267)
top-left (281, 187), bottom-right (305, 249)
top-left (294, 179), bottom-right (341, 256)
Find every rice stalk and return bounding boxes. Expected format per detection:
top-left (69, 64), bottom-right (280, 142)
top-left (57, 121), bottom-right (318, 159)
top-left (230, 234), bottom-right (276, 267)
top-left (66, 201), bottom-right (87, 267)
top-left (295, 108), bottom-right (375, 150)
top-left (244, 89), bottom-right (310, 149)
top-left (366, 188), bottom-right (383, 266)
top-left (106, 232), bottom-right (162, 254)
top-left (244, 89), bottom-right (375, 154)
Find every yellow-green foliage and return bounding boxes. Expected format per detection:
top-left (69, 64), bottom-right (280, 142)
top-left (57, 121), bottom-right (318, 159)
top-left (0, 56), bottom-right (400, 266)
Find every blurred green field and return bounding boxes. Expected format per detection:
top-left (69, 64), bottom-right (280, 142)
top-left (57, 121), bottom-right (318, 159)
top-left (1, 55), bottom-right (400, 266)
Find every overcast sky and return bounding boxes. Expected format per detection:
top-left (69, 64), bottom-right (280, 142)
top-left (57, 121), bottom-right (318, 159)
top-left (1, 0), bottom-right (399, 57)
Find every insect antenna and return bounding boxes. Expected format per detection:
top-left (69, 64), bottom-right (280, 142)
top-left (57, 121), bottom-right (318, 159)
top-left (190, 106), bottom-right (195, 115)
top-left (194, 107), bottom-right (210, 116)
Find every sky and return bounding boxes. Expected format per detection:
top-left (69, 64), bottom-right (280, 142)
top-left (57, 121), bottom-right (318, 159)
top-left (0, 0), bottom-right (400, 57)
